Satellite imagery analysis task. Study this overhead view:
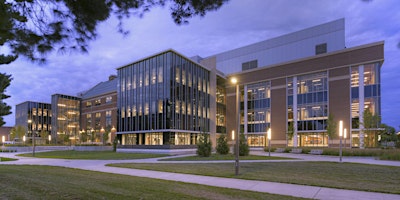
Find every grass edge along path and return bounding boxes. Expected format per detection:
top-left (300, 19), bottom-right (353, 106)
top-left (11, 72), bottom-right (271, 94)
top-left (108, 161), bottom-right (400, 195)
top-left (0, 157), bottom-right (17, 162)
top-left (16, 150), bottom-right (168, 160)
top-left (0, 165), bottom-right (306, 200)
top-left (160, 154), bottom-right (294, 161)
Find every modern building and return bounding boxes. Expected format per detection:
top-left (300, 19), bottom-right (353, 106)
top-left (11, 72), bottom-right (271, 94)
top-left (117, 51), bottom-right (216, 148)
top-left (51, 94), bottom-right (80, 144)
top-left (15, 101), bottom-right (52, 142)
top-left (79, 75), bottom-right (118, 144)
top-left (116, 18), bottom-right (384, 149)
top-left (0, 126), bottom-right (13, 142)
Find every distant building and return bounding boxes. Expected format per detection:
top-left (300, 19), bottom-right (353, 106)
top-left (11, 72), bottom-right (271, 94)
top-left (79, 75), bottom-right (118, 144)
top-left (51, 94), bottom-right (80, 144)
top-left (15, 101), bottom-right (52, 141)
top-left (0, 126), bottom-right (13, 142)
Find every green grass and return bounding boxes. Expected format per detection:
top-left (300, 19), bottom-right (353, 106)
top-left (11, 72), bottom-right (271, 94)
top-left (160, 154), bottom-right (294, 161)
top-left (109, 162), bottom-right (400, 194)
top-left (0, 165), bottom-right (306, 200)
top-left (17, 150), bottom-right (168, 160)
top-left (0, 157), bottom-right (17, 162)
top-left (272, 147), bottom-right (400, 161)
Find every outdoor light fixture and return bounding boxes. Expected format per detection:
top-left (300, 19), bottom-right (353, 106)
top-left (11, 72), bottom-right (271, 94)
top-left (339, 120), bottom-right (343, 162)
top-left (231, 76), bottom-right (239, 176)
top-left (344, 128), bottom-right (347, 148)
top-left (232, 130), bottom-right (235, 140)
top-left (231, 77), bottom-right (238, 84)
top-left (267, 128), bottom-right (271, 157)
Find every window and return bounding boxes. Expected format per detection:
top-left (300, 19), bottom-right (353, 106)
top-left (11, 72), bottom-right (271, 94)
top-left (106, 96), bottom-right (112, 103)
top-left (95, 99), bottom-right (101, 106)
top-left (315, 43), bottom-right (327, 55)
top-left (86, 101), bottom-right (92, 107)
top-left (242, 60), bottom-right (258, 71)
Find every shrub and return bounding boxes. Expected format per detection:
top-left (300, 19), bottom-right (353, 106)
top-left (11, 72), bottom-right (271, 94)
top-left (234, 133), bottom-right (249, 156)
top-left (264, 147), bottom-right (276, 152)
top-left (216, 134), bottom-right (229, 155)
top-left (197, 133), bottom-right (212, 157)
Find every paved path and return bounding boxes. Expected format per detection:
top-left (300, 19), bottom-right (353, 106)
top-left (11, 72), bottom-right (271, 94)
top-left (1, 151), bottom-right (400, 200)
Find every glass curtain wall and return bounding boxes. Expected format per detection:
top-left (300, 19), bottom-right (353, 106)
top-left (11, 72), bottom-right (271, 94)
top-left (246, 81), bottom-right (271, 147)
top-left (51, 94), bottom-right (80, 144)
top-left (118, 51), bottom-right (211, 146)
top-left (216, 76), bottom-right (226, 134)
top-left (350, 63), bottom-right (381, 147)
top-left (287, 72), bottom-right (328, 147)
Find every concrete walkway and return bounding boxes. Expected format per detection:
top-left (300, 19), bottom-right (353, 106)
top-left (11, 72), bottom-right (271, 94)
top-left (1, 151), bottom-right (400, 200)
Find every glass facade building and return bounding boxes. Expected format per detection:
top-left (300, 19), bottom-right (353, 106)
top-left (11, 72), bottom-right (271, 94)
top-left (15, 101), bottom-right (52, 141)
top-left (51, 94), bottom-right (80, 144)
top-left (117, 51), bottom-right (211, 147)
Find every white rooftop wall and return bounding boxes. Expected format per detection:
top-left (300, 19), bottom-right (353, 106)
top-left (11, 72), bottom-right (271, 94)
top-left (213, 19), bottom-right (345, 75)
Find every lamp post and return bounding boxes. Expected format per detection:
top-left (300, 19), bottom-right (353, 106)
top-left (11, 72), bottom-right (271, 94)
top-left (344, 128), bottom-right (347, 149)
top-left (267, 128), bottom-right (271, 157)
top-left (231, 77), bottom-right (240, 176)
top-left (100, 127), bottom-right (105, 145)
top-left (28, 119), bottom-right (35, 157)
top-left (339, 120), bottom-right (343, 162)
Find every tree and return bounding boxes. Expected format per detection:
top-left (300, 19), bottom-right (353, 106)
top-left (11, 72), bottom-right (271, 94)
top-left (10, 125), bottom-right (26, 140)
top-left (362, 108), bottom-right (381, 147)
top-left (216, 134), bottom-right (229, 155)
top-left (0, 73), bottom-right (12, 126)
top-left (103, 131), bottom-right (110, 145)
top-left (1, 0), bottom-right (229, 65)
top-left (326, 113), bottom-right (337, 147)
top-left (196, 133), bottom-right (212, 157)
top-left (235, 132), bottom-right (249, 156)
top-left (287, 121), bottom-right (294, 140)
top-left (379, 123), bottom-right (397, 148)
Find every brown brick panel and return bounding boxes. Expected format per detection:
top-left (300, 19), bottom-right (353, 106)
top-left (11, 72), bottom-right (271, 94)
top-left (232, 43), bottom-right (383, 85)
top-left (329, 68), bottom-right (351, 131)
top-left (271, 86), bottom-right (287, 140)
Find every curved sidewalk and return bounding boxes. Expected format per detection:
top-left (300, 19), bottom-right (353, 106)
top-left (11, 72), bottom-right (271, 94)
top-left (1, 152), bottom-right (400, 200)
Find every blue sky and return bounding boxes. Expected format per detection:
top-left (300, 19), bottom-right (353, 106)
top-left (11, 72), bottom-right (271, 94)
top-left (1, 0), bottom-right (399, 129)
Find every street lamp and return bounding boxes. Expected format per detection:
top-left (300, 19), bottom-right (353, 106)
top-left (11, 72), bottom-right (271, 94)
top-left (267, 128), bottom-right (271, 157)
top-left (48, 135), bottom-right (51, 145)
top-left (28, 119), bottom-right (35, 157)
top-left (339, 120), bottom-right (343, 162)
top-left (231, 77), bottom-right (240, 176)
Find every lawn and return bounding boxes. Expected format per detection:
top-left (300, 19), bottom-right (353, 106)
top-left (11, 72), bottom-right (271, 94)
top-left (160, 154), bottom-right (293, 161)
top-left (17, 150), bottom-right (168, 160)
top-left (109, 161), bottom-right (400, 194)
top-left (0, 165), bottom-right (306, 200)
top-left (0, 157), bottom-right (17, 162)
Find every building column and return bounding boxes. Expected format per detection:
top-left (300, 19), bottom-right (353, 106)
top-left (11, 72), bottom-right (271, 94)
top-left (244, 85), bottom-right (248, 135)
top-left (358, 65), bottom-right (365, 149)
top-left (293, 77), bottom-right (298, 147)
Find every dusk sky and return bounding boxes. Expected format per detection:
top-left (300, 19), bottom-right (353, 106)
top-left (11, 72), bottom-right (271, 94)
top-left (1, 0), bottom-right (399, 129)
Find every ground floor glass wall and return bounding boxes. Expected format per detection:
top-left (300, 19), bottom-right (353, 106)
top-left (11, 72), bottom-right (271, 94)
top-left (120, 132), bottom-right (199, 146)
top-left (247, 134), bottom-right (266, 147)
top-left (288, 132), bottom-right (328, 147)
